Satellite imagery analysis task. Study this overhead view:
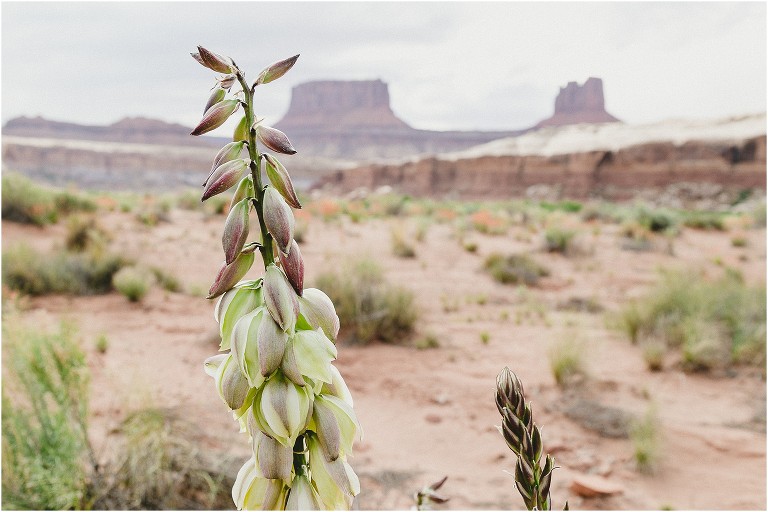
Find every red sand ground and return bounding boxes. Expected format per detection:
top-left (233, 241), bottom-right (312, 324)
top-left (3, 206), bottom-right (765, 510)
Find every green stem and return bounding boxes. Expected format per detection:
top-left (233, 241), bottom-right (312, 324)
top-left (237, 71), bottom-right (275, 268)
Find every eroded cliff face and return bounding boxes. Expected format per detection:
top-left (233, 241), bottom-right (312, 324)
top-left (535, 77), bottom-right (620, 128)
top-left (313, 136), bottom-right (766, 204)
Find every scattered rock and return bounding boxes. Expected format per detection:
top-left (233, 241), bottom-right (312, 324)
top-left (425, 413), bottom-right (442, 424)
top-left (570, 473), bottom-right (624, 498)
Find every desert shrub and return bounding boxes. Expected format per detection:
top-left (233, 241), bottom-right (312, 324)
top-left (415, 333), bottom-right (440, 350)
top-left (483, 252), bottom-right (549, 286)
top-left (548, 337), bottom-right (587, 386)
top-left (95, 408), bottom-right (235, 510)
top-left (315, 257), bottom-right (417, 345)
top-left (642, 341), bottom-right (666, 372)
top-left (113, 266), bottom-right (154, 302)
top-left (470, 210), bottom-right (508, 235)
top-left (544, 227), bottom-right (577, 254)
top-left (634, 206), bottom-right (678, 233)
top-left (136, 197), bottom-right (172, 226)
top-left (1, 318), bottom-right (92, 510)
top-left (682, 211), bottom-right (726, 231)
top-left (540, 200), bottom-right (582, 213)
top-left (619, 221), bottom-right (655, 252)
top-left (391, 227), bottom-right (416, 258)
top-left (65, 215), bottom-right (110, 252)
top-left (630, 406), bottom-right (661, 474)
top-left (616, 269), bottom-right (766, 370)
top-left (731, 235), bottom-right (748, 248)
top-left (3, 244), bottom-right (128, 296)
top-left (2, 173), bottom-right (96, 226)
top-left (95, 333), bottom-right (110, 354)
top-left (150, 266), bottom-right (182, 293)
top-left (54, 190), bottom-right (97, 216)
top-left (751, 201), bottom-right (766, 228)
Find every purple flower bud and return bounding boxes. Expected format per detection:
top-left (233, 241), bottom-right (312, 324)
top-left (233, 115), bottom-right (249, 142)
top-left (264, 264), bottom-right (299, 332)
top-left (264, 154), bottom-right (301, 209)
top-left (203, 141), bottom-right (245, 187)
top-left (191, 99), bottom-right (240, 136)
top-left (202, 158), bottom-right (249, 201)
top-left (257, 312), bottom-right (288, 377)
top-left (253, 430), bottom-right (293, 481)
top-left (223, 198), bottom-right (250, 265)
top-left (254, 54), bottom-right (300, 86)
top-left (207, 251), bottom-right (255, 299)
top-left (281, 339), bottom-right (306, 387)
top-left (194, 46), bottom-right (233, 74)
top-left (255, 124), bottom-right (296, 155)
top-left (218, 73), bottom-right (237, 90)
top-left (299, 288), bottom-right (340, 342)
top-left (278, 239), bottom-right (304, 296)
top-left (204, 87), bottom-right (226, 114)
top-left (263, 187), bottom-right (295, 254)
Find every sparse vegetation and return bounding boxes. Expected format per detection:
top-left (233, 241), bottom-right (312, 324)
top-left (484, 252), bottom-right (549, 286)
top-left (548, 336), bottom-right (587, 386)
top-left (543, 226), bottom-right (577, 254)
top-left (316, 257), bottom-right (417, 344)
top-left (2, 244), bottom-right (128, 296)
top-left (65, 215), bottom-right (110, 252)
top-left (630, 406), bottom-right (661, 473)
top-left (95, 333), bottom-right (110, 354)
top-left (113, 265), bottom-right (154, 302)
top-left (415, 333), bottom-right (440, 350)
top-left (2, 172), bottom-right (95, 226)
top-left (391, 226), bottom-right (417, 258)
top-left (616, 269), bottom-right (766, 371)
top-left (682, 211), bottom-right (726, 231)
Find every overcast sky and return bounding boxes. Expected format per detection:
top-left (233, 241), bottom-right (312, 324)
top-left (2, 1), bottom-right (766, 133)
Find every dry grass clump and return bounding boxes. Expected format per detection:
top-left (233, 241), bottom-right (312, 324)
top-left (65, 215), bottom-right (111, 252)
top-left (112, 266), bottom-right (155, 302)
top-left (543, 226), bottom-right (578, 255)
top-left (391, 226), bottom-right (417, 258)
top-left (682, 211), bottom-right (726, 231)
top-left (95, 408), bottom-right (235, 510)
top-left (2, 172), bottom-right (96, 226)
top-left (617, 269), bottom-right (766, 372)
top-left (316, 257), bottom-right (417, 345)
top-left (483, 252), bottom-right (549, 286)
top-left (548, 336), bottom-right (588, 387)
top-left (630, 406), bottom-right (662, 473)
top-left (2, 244), bottom-right (128, 296)
top-left (470, 209), bottom-right (508, 235)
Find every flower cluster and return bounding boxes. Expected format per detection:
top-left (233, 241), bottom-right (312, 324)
top-left (191, 46), bottom-right (361, 510)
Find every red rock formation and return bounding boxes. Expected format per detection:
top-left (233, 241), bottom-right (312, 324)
top-left (276, 80), bottom-right (410, 130)
top-left (535, 77), bottom-right (619, 128)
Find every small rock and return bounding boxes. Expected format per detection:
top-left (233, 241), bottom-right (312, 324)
top-left (430, 393), bottom-right (451, 406)
top-left (425, 414), bottom-right (442, 424)
top-left (570, 473), bottom-right (624, 498)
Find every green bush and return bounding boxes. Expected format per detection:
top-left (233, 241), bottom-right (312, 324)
top-left (2, 318), bottom-right (91, 510)
top-left (65, 215), bottom-right (110, 252)
top-left (635, 206), bottom-right (678, 233)
top-left (616, 269), bottom-right (766, 371)
top-left (1, 173), bottom-right (95, 226)
top-left (682, 211), bottom-right (726, 231)
top-left (544, 227), bottom-right (577, 254)
top-left (630, 406), bottom-right (661, 474)
top-left (483, 253), bottom-right (549, 286)
top-left (548, 337), bottom-right (587, 387)
top-left (316, 257), bottom-right (417, 345)
top-left (113, 266), bottom-right (154, 302)
top-left (2, 244), bottom-right (127, 296)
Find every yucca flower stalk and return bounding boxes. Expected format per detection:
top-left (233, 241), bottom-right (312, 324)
top-left (191, 46), bottom-right (361, 511)
top-left (496, 367), bottom-right (567, 510)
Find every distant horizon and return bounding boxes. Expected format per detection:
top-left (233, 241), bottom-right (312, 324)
top-left (2, 2), bottom-right (765, 135)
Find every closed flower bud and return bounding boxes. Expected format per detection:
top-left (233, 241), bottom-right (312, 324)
top-left (231, 308), bottom-right (266, 388)
top-left (278, 240), bottom-right (304, 296)
top-left (280, 339), bottom-right (306, 387)
top-left (215, 354), bottom-right (250, 410)
top-left (204, 87), bottom-right (226, 114)
top-left (286, 474), bottom-right (322, 511)
top-left (202, 158), bottom-right (249, 201)
top-left (204, 353), bottom-right (228, 378)
top-left (264, 187), bottom-right (295, 254)
top-left (230, 175), bottom-right (255, 210)
top-left (214, 280), bottom-right (262, 351)
top-left (195, 45), bottom-right (233, 74)
top-left (254, 54), bottom-right (300, 86)
top-left (233, 115), bottom-right (249, 142)
top-left (207, 250), bottom-right (255, 299)
top-left (257, 313), bottom-right (288, 377)
top-left (251, 373), bottom-right (312, 445)
top-left (291, 328), bottom-right (336, 383)
top-left (218, 73), bottom-right (237, 90)
top-left (264, 154), bottom-right (302, 209)
top-left (298, 288), bottom-right (340, 341)
top-left (204, 141), bottom-right (246, 187)
top-left (264, 264), bottom-right (299, 332)
top-left (232, 457), bottom-right (286, 511)
top-left (312, 395), bottom-right (360, 461)
top-left (255, 124), bottom-right (297, 155)
top-left (307, 433), bottom-right (360, 507)
top-left (253, 430), bottom-right (293, 481)
top-left (191, 99), bottom-right (240, 136)
top-left (223, 198), bottom-right (251, 265)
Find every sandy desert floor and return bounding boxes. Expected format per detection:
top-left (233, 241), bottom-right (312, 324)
top-left (2, 200), bottom-right (766, 510)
